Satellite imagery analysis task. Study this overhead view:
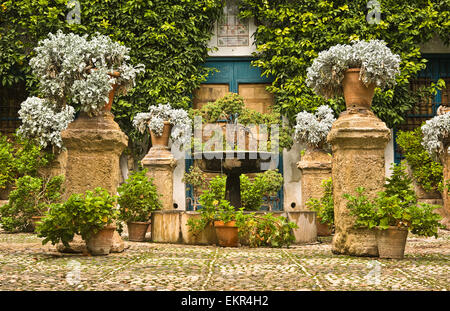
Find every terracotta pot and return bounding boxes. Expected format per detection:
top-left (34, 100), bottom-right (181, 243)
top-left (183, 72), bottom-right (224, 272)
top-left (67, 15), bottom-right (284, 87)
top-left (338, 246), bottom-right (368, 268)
top-left (86, 225), bottom-right (116, 256)
top-left (376, 226), bottom-right (408, 259)
top-left (127, 221), bottom-right (150, 242)
top-left (31, 216), bottom-right (44, 232)
top-left (214, 220), bottom-right (239, 247)
top-left (104, 71), bottom-right (120, 112)
top-left (150, 121), bottom-right (173, 148)
top-left (316, 219), bottom-right (332, 236)
top-left (342, 68), bottom-right (375, 110)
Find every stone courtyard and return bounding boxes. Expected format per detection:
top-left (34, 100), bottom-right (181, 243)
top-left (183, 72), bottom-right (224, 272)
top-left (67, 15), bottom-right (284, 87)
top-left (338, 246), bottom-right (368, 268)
top-left (0, 229), bottom-right (448, 291)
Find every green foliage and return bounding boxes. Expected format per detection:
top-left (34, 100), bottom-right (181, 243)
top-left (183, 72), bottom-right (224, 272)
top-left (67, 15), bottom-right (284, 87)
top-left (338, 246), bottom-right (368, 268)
top-left (0, 133), bottom-right (53, 191)
top-left (396, 127), bottom-right (444, 193)
top-left (1, 0), bottom-right (224, 158)
top-left (0, 175), bottom-right (64, 232)
top-left (191, 93), bottom-right (293, 150)
top-left (238, 0), bottom-right (450, 127)
top-left (183, 165), bottom-right (208, 197)
top-left (344, 186), bottom-right (444, 237)
top-left (306, 177), bottom-right (334, 225)
top-left (236, 212), bottom-right (298, 248)
top-left (117, 169), bottom-right (162, 223)
top-left (240, 169), bottom-right (283, 211)
top-left (38, 187), bottom-right (118, 246)
top-left (0, 135), bottom-right (14, 189)
top-left (384, 161), bottom-right (417, 203)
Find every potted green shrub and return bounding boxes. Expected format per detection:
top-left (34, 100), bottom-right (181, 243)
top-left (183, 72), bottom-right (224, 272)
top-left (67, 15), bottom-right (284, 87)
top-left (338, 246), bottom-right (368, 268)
top-left (38, 187), bottom-right (119, 256)
top-left (344, 162), bottom-right (444, 259)
top-left (212, 200), bottom-right (242, 247)
top-left (117, 168), bottom-right (162, 242)
top-left (306, 40), bottom-right (401, 110)
top-left (0, 175), bottom-right (64, 232)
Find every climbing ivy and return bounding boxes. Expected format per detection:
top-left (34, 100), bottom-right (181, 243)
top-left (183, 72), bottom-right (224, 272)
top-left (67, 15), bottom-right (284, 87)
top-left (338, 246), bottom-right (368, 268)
top-left (238, 0), bottom-right (450, 126)
top-left (0, 0), bottom-right (223, 157)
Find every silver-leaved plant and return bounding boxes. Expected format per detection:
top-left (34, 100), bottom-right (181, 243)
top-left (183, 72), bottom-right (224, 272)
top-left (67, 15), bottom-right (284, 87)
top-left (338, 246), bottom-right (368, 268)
top-left (306, 40), bottom-right (401, 99)
top-left (293, 105), bottom-right (336, 148)
top-left (30, 30), bottom-right (145, 116)
top-left (133, 104), bottom-right (192, 147)
top-left (421, 112), bottom-right (450, 160)
top-left (17, 97), bottom-right (75, 149)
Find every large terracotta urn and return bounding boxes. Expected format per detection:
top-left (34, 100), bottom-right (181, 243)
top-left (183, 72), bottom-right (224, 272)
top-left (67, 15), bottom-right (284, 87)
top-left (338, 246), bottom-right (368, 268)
top-left (342, 68), bottom-right (376, 110)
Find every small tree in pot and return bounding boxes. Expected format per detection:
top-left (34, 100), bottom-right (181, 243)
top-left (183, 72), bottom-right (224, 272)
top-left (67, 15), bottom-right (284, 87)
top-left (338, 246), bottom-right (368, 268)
top-left (117, 168), bottom-right (162, 242)
top-left (306, 40), bottom-right (401, 110)
top-left (38, 187), bottom-right (119, 256)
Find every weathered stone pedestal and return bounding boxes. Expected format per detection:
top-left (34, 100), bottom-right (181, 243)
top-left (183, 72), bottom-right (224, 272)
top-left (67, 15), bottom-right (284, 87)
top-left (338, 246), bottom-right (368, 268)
top-left (141, 145), bottom-right (176, 210)
top-left (297, 148), bottom-right (333, 236)
top-left (439, 137), bottom-right (450, 228)
top-left (59, 111), bottom-right (128, 252)
top-left (328, 110), bottom-right (390, 256)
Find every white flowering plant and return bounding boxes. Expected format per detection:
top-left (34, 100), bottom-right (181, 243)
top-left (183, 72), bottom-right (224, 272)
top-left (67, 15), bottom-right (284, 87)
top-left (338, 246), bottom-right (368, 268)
top-left (421, 112), bottom-right (450, 160)
top-left (30, 30), bottom-right (145, 116)
top-left (293, 105), bottom-right (336, 149)
top-left (17, 97), bottom-right (75, 149)
top-left (133, 104), bottom-right (192, 146)
top-left (306, 40), bottom-right (401, 99)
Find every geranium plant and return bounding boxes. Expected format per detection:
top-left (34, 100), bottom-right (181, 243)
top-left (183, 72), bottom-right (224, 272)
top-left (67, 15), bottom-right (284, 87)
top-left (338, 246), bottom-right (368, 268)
top-left (306, 40), bottom-right (401, 99)
top-left (293, 105), bottom-right (336, 149)
top-left (117, 168), bottom-right (162, 223)
top-left (38, 187), bottom-right (118, 247)
top-left (30, 30), bottom-right (145, 116)
top-left (133, 103), bottom-right (192, 146)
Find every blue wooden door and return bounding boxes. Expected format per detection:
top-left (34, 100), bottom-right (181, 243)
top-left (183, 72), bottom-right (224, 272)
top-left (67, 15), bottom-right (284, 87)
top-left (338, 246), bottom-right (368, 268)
top-left (185, 57), bottom-right (284, 211)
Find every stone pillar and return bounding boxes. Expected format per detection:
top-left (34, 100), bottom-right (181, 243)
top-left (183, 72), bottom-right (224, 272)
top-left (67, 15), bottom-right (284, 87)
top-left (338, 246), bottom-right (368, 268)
top-left (61, 112), bottom-right (128, 199)
top-left (141, 144), bottom-right (176, 210)
top-left (297, 148), bottom-right (332, 236)
top-left (327, 110), bottom-right (390, 256)
top-left (60, 111), bottom-right (128, 253)
top-left (297, 148), bottom-right (332, 209)
top-left (439, 137), bottom-right (450, 228)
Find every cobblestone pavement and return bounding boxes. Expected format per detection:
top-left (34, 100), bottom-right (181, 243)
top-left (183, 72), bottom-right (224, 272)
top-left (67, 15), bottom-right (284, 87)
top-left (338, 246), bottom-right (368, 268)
top-left (0, 229), bottom-right (448, 291)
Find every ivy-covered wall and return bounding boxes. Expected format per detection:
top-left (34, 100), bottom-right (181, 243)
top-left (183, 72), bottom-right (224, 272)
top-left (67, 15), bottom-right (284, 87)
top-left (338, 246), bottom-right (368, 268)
top-left (238, 0), bottom-right (450, 127)
top-left (0, 0), bottom-right (223, 156)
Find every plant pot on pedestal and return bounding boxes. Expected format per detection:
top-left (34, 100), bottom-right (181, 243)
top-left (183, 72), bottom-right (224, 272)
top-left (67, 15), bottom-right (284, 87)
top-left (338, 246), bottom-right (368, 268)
top-left (342, 68), bottom-right (376, 110)
top-left (214, 220), bottom-right (239, 247)
top-left (86, 225), bottom-right (117, 256)
top-left (376, 226), bottom-right (408, 259)
top-left (127, 221), bottom-right (150, 242)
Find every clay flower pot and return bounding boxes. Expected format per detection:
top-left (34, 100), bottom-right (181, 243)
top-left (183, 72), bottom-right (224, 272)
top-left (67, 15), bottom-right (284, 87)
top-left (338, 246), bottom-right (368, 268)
top-left (342, 68), bottom-right (376, 110)
top-left (31, 216), bottom-right (44, 232)
top-left (376, 226), bottom-right (408, 259)
top-left (127, 221), bottom-right (150, 242)
top-left (150, 121), bottom-right (173, 148)
top-left (214, 220), bottom-right (239, 247)
top-left (104, 71), bottom-right (120, 112)
top-left (86, 225), bottom-right (117, 256)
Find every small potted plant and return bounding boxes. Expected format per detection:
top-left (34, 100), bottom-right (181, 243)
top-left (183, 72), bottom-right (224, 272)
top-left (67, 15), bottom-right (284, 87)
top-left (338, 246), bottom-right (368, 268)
top-left (133, 103), bottom-right (192, 152)
top-left (117, 168), bottom-right (162, 242)
top-left (212, 200), bottom-right (242, 247)
top-left (29, 30), bottom-right (145, 116)
top-left (344, 162), bottom-right (444, 259)
top-left (38, 187), bottom-right (119, 256)
top-left (0, 175), bottom-right (64, 233)
top-left (306, 40), bottom-right (401, 110)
